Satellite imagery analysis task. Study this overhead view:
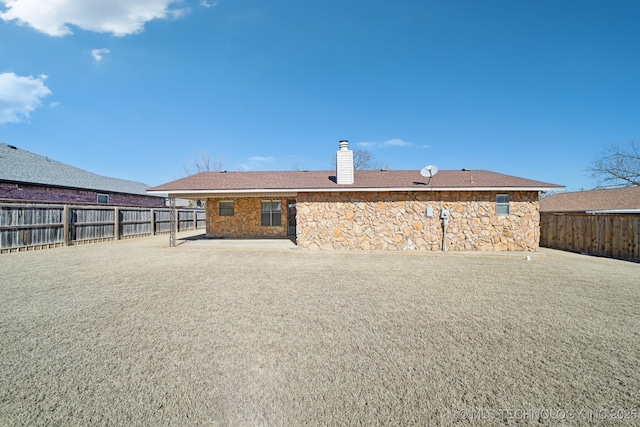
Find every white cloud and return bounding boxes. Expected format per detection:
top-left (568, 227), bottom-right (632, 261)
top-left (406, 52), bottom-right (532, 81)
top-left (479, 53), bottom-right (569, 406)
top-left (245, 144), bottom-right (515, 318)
top-left (200, 0), bottom-right (219, 7)
top-left (357, 139), bottom-right (412, 149)
top-left (249, 156), bottom-right (274, 163)
top-left (91, 48), bottom-right (110, 63)
top-left (240, 155), bottom-right (275, 170)
top-left (0, 72), bottom-right (52, 124)
top-left (357, 142), bottom-right (376, 149)
top-left (0, 0), bottom-right (189, 37)
top-left (382, 138), bottom-right (411, 147)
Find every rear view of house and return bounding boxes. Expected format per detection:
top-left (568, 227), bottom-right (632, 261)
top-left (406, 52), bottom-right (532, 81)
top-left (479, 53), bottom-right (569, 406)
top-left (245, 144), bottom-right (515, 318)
top-left (149, 141), bottom-right (563, 251)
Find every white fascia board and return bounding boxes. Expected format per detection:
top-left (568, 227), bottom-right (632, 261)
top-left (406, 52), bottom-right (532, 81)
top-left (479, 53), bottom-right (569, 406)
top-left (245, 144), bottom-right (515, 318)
top-left (586, 209), bottom-right (640, 214)
top-left (148, 186), bottom-right (558, 197)
top-left (147, 189), bottom-right (296, 195)
top-left (370, 187), bottom-right (561, 192)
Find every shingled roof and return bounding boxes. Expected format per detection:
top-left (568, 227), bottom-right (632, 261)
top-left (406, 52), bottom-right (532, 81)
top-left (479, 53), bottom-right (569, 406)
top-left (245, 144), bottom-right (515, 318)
top-left (540, 186), bottom-right (640, 212)
top-left (148, 169), bottom-right (563, 198)
top-left (0, 142), bottom-right (157, 196)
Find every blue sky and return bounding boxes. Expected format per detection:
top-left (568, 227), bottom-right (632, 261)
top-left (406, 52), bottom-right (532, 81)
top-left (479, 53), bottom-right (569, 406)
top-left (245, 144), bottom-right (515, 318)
top-left (1, 0), bottom-right (639, 191)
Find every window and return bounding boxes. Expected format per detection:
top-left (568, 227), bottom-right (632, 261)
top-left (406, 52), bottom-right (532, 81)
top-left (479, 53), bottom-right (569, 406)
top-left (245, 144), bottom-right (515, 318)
top-left (496, 194), bottom-right (510, 215)
top-left (261, 200), bottom-right (282, 226)
top-left (219, 200), bottom-right (234, 216)
top-left (97, 193), bottom-right (109, 204)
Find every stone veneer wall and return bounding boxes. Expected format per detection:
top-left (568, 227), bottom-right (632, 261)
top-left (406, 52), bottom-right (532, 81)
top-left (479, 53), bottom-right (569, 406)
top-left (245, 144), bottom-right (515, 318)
top-left (296, 191), bottom-right (540, 251)
top-left (206, 197), bottom-right (286, 238)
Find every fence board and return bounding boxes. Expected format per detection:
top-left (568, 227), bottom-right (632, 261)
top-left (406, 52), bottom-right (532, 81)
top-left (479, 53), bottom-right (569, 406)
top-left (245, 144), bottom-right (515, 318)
top-left (1, 204), bottom-right (65, 249)
top-left (196, 211), bottom-right (206, 229)
top-left (120, 208), bottom-right (153, 237)
top-left (0, 202), bottom-right (205, 252)
top-left (540, 212), bottom-right (640, 263)
top-left (70, 207), bottom-right (116, 242)
top-left (154, 210), bottom-right (172, 233)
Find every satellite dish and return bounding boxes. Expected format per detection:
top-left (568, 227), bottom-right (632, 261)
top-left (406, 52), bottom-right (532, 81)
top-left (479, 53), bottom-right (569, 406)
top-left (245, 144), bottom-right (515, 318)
top-left (420, 165), bottom-right (439, 178)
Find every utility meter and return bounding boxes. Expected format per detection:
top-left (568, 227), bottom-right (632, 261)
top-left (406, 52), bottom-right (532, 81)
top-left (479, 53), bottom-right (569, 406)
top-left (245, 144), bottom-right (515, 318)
top-left (440, 209), bottom-right (450, 251)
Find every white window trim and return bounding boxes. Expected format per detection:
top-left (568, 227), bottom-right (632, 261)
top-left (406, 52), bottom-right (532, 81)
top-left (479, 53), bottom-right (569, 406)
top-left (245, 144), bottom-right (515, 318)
top-left (496, 194), bottom-right (510, 215)
top-left (218, 200), bottom-right (234, 216)
top-left (261, 200), bottom-right (282, 227)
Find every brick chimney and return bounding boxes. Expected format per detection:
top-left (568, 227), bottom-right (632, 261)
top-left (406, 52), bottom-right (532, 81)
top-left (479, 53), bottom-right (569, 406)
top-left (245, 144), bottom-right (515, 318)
top-left (336, 140), bottom-right (354, 184)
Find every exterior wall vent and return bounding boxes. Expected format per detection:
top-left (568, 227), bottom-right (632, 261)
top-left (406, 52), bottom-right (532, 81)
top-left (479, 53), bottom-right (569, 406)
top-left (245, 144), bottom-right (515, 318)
top-left (336, 140), bottom-right (354, 185)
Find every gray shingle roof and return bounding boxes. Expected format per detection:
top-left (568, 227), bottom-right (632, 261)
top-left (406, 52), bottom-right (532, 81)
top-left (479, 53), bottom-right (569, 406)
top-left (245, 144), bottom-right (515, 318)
top-left (0, 142), bottom-right (155, 196)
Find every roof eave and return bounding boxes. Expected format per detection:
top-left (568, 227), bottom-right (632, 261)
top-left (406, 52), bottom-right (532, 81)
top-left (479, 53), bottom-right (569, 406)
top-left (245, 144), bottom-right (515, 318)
top-left (148, 186), bottom-right (562, 197)
top-left (2, 178), bottom-right (162, 198)
top-left (586, 209), bottom-right (640, 214)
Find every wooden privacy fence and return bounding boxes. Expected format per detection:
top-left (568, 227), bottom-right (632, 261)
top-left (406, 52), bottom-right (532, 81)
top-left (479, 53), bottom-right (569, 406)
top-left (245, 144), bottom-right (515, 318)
top-left (540, 212), bottom-right (640, 263)
top-left (0, 202), bottom-right (206, 252)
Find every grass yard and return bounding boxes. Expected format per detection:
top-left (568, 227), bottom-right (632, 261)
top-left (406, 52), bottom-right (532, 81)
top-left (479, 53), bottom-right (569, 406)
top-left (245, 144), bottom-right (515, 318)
top-left (1, 232), bottom-right (639, 426)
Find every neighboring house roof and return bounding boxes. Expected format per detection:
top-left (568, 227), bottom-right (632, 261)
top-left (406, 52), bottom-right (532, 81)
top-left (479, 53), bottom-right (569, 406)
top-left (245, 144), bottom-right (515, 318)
top-left (148, 169), bottom-right (563, 198)
top-left (0, 142), bottom-right (159, 197)
top-left (540, 186), bottom-right (640, 212)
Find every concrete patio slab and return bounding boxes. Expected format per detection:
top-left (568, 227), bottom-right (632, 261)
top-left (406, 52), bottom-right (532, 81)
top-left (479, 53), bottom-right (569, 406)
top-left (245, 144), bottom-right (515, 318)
top-left (177, 233), bottom-right (297, 249)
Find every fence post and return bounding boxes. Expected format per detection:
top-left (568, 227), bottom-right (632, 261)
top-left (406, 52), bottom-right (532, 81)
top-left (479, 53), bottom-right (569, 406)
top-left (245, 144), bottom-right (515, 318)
top-left (169, 200), bottom-right (176, 247)
top-left (114, 207), bottom-right (120, 240)
top-left (63, 205), bottom-right (69, 246)
top-left (151, 209), bottom-right (156, 235)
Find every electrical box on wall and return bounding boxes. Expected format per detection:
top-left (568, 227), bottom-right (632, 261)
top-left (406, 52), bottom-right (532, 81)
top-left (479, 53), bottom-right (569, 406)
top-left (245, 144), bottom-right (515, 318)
top-left (441, 209), bottom-right (450, 219)
top-left (425, 207), bottom-right (433, 218)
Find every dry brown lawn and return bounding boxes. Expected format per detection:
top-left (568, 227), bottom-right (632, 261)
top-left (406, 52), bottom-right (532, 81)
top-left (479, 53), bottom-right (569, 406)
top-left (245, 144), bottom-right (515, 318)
top-left (1, 232), bottom-right (639, 426)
